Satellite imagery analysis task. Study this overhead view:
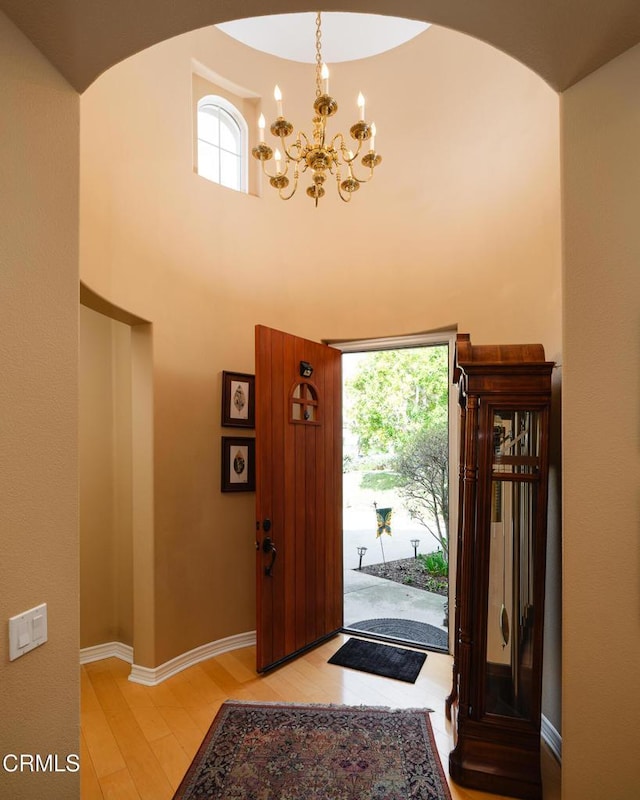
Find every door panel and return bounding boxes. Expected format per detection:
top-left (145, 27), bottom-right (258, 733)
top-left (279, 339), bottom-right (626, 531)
top-left (255, 325), bottom-right (342, 672)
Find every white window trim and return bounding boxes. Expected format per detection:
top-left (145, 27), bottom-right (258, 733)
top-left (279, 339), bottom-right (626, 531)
top-left (197, 94), bottom-right (248, 193)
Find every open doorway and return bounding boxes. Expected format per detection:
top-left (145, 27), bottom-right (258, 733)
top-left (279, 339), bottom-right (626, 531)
top-left (335, 332), bottom-right (457, 652)
top-left (79, 284), bottom-right (155, 671)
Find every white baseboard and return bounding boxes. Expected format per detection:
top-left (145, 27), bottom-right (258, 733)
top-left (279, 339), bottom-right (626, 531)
top-left (541, 714), bottom-right (562, 763)
top-left (84, 633), bottom-right (560, 761)
top-left (129, 630), bottom-right (257, 686)
top-left (80, 641), bottom-right (134, 665)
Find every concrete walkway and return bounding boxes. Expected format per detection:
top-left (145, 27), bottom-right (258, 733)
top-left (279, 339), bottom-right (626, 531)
top-left (341, 488), bottom-right (449, 648)
top-left (343, 567), bottom-right (448, 636)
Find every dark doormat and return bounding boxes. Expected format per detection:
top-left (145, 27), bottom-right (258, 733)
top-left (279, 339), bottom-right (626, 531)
top-left (349, 617), bottom-right (449, 649)
top-left (328, 637), bottom-right (426, 683)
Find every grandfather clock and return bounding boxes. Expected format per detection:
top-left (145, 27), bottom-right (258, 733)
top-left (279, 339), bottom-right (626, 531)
top-left (446, 334), bottom-right (553, 800)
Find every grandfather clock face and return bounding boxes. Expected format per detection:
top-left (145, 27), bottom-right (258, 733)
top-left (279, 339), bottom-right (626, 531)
top-left (485, 409), bottom-right (542, 720)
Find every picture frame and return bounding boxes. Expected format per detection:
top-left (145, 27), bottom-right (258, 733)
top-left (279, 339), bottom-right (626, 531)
top-left (221, 371), bottom-right (255, 428)
top-left (221, 436), bottom-right (256, 493)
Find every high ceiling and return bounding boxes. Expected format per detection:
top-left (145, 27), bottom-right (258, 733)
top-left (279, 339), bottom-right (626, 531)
top-left (216, 14), bottom-right (429, 64)
top-left (1, 0), bottom-right (639, 93)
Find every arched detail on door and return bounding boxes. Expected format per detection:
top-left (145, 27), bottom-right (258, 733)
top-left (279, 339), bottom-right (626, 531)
top-left (289, 380), bottom-right (320, 425)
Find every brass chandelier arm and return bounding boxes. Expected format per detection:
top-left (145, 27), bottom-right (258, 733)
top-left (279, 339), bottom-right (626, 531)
top-left (347, 161), bottom-right (379, 185)
top-left (332, 132), bottom-right (381, 184)
top-left (281, 131), bottom-right (310, 162)
top-left (336, 177), bottom-right (355, 203)
top-left (332, 132), bottom-right (361, 161)
top-left (276, 175), bottom-right (299, 200)
top-left (263, 158), bottom-right (299, 200)
top-left (256, 153), bottom-right (285, 182)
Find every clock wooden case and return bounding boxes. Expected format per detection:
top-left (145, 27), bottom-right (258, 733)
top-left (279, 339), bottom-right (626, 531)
top-left (446, 333), bottom-right (554, 800)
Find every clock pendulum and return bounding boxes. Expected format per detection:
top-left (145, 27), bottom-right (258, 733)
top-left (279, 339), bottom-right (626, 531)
top-left (500, 523), bottom-right (510, 648)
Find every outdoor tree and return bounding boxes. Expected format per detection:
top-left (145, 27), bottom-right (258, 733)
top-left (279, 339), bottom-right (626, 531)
top-left (346, 347), bottom-right (448, 456)
top-left (345, 346), bottom-right (450, 561)
top-left (394, 424), bottom-right (449, 560)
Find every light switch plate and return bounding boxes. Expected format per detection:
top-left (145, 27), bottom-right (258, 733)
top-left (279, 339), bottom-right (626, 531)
top-left (9, 603), bottom-right (48, 661)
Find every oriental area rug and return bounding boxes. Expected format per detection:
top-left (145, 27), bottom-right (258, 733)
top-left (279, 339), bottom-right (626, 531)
top-left (173, 700), bottom-right (452, 800)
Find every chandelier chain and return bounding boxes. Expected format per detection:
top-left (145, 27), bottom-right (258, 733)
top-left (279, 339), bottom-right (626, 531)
top-left (315, 12), bottom-right (322, 97)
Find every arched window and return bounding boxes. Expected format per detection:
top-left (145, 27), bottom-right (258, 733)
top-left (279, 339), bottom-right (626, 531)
top-left (196, 95), bottom-right (247, 192)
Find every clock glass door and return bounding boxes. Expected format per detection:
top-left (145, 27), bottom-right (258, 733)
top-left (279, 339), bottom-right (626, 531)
top-left (485, 409), bottom-right (542, 719)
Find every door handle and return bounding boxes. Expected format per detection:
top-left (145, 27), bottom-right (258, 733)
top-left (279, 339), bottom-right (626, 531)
top-left (262, 536), bottom-right (277, 577)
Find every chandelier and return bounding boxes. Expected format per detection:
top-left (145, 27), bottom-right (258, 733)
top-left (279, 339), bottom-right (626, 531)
top-left (251, 12), bottom-right (382, 205)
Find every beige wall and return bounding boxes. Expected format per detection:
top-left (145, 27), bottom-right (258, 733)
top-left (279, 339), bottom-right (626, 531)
top-left (5, 0), bottom-right (640, 795)
top-left (79, 18), bottom-right (562, 717)
top-left (0, 11), bottom-right (80, 800)
top-left (79, 305), bottom-right (134, 648)
top-left (0, 7), bottom-right (570, 796)
top-left (562, 42), bottom-right (640, 797)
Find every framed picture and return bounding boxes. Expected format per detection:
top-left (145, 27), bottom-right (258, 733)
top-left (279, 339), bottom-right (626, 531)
top-left (221, 371), bottom-right (255, 428)
top-left (221, 436), bottom-right (256, 493)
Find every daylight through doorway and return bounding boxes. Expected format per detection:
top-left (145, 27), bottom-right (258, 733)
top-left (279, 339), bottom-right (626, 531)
top-left (339, 338), bottom-right (453, 652)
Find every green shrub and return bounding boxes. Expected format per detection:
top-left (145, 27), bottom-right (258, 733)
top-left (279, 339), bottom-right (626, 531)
top-left (419, 550), bottom-right (448, 577)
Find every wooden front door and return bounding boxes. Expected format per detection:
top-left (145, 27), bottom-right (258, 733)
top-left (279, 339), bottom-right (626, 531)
top-left (255, 325), bottom-right (343, 672)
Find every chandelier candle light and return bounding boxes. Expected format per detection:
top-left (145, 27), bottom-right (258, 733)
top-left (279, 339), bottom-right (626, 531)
top-left (252, 11), bottom-right (382, 205)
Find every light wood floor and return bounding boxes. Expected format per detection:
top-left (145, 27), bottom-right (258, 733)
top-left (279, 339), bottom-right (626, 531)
top-left (81, 634), bottom-right (560, 800)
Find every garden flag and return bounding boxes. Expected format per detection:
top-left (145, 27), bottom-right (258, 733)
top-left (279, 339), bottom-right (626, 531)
top-left (375, 507), bottom-right (393, 537)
